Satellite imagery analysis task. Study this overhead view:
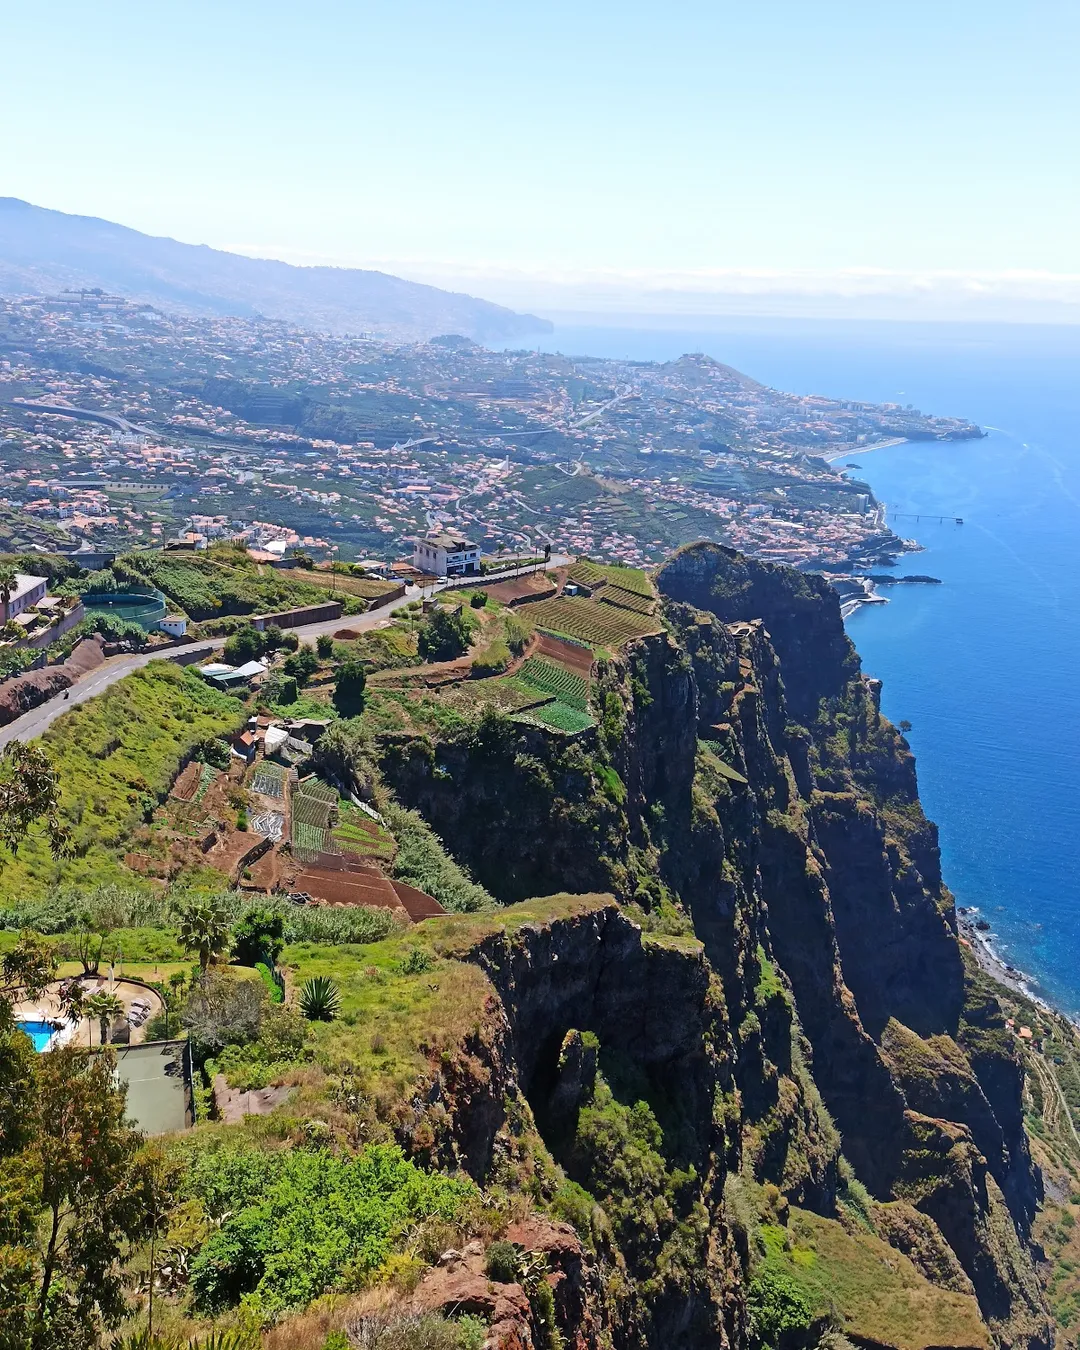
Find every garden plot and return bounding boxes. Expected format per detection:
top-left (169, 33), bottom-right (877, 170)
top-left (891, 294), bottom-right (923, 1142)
top-left (250, 811), bottom-right (285, 841)
top-left (251, 762), bottom-right (287, 799)
top-left (526, 595), bottom-right (662, 648)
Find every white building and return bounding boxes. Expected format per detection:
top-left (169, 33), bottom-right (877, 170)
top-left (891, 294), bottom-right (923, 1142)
top-left (412, 532), bottom-right (480, 578)
top-left (2, 574), bottom-right (48, 623)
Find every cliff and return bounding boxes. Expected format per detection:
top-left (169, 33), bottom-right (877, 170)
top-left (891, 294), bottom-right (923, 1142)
top-left (360, 541), bottom-right (1056, 1349)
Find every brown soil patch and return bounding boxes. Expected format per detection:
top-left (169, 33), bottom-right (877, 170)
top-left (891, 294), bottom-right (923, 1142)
top-left (535, 631), bottom-right (595, 676)
top-left (389, 880), bottom-right (445, 920)
top-left (296, 866), bottom-right (401, 908)
top-left (170, 760), bottom-right (202, 802)
top-left (482, 573), bottom-right (557, 605)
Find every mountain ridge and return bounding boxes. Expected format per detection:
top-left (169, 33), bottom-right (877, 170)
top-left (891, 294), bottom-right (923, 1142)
top-left (0, 197), bottom-right (550, 343)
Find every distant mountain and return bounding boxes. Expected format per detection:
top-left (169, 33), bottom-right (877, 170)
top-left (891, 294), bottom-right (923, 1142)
top-left (0, 198), bottom-right (550, 344)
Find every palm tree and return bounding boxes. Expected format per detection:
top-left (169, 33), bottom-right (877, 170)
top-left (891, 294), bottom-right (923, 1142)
top-left (0, 565), bottom-right (16, 626)
top-left (85, 990), bottom-right (124, 1047)
top-left (173, 896), bottom-right (232, 976)
top-left (299, 975), bottom-right (341, 1022)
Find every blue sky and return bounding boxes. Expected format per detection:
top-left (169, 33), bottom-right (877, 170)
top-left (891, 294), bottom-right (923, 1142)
top-left (4, 1), bottom-right (1078, 318)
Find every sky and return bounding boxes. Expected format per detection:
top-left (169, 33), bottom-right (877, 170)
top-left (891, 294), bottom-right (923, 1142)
top-left (3, 0), bottom-right (1079, 320)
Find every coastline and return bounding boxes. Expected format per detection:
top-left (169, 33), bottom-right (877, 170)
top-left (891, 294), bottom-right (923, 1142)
top-left (956, 909), bottom-right (1076, 1026)
top-left (825, 435), bottom-right (909, 463)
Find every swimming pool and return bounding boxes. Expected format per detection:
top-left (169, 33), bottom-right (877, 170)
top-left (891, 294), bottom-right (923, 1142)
top-left (17, 1020), bottom-right (57, 1052)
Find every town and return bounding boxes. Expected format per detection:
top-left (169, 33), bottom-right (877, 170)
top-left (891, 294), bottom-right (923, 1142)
top-left (0, 292), bottom-right (981, 576)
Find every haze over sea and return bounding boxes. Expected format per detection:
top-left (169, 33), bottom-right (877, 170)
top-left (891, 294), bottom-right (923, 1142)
top-left (523, 317), bottom-right (1080, 1015)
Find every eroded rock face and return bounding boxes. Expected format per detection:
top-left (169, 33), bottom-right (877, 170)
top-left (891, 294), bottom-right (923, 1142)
top-left (378, 542), bottom-right (1053, 1347)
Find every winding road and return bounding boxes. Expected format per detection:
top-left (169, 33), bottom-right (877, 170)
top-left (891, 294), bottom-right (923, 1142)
top-left (0, 557), bottom-right (568, 751)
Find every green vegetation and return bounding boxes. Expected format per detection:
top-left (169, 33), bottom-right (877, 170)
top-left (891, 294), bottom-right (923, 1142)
top-left (299, 974), bottom-right (341, 1021)
top-left (0, 664), bottom-right (244, 902)
top-left (516, 657), bottom-right (589, 710)
top-left (746, 1207), bottom-right (989, 1350)
top-left (184, 1142), bottom-right (476, 1315)
top-left (513, 700), bottom-right (594, 734)
top-left (526, 595), bottom-right (662, 648)
top-left (384, 802), bottom-right (495, 913)
top-left (417, 606), bottom-right (475, 661)
top-left (566, 558), bottom-right (654, 598)
top-left (112, 546), bottom-right (336, 620)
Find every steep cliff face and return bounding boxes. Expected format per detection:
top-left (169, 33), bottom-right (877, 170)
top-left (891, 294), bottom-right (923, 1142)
top-left (375, 542), bottom-right (1053, 1349)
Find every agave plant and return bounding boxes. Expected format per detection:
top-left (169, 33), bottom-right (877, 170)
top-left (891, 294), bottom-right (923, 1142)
top-left (300, 974), bottom-right (341, 1022)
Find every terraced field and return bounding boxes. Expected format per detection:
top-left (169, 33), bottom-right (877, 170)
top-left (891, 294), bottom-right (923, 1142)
top-left (517, 656), bottom-right (589, 711)
top-left (251, 762), bottom-right (286, 798)
top-left (514, 700), bottom-right (595, 733)
top-left (567, 558), bottom-right (654, 597)
top-left (527, 595), bottom-right (663, 648)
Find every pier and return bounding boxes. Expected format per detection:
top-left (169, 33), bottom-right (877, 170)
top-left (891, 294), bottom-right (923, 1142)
top-left (888, 510), bottom-right (964, 525)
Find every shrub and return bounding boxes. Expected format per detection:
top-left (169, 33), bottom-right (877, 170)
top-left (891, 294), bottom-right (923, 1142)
top-left (186, 1144), bottom-right (475, 1314)
top-left (224, 626), bottom-right (266, 665)
top-left (300, 975), bottom-right (341, 1021)
top-left (484, 1240), bottom-right (520, 1283)
top-left (284, 645), bottom-right (319, 686)
top-left (746, 1267), bottom-right (815, 1345)
top-left (469, 592), bottom-right (487, 609)
top-left (317, 632), bottom-right (334, 657)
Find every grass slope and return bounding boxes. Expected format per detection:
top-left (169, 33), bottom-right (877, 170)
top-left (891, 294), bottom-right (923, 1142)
top-left (0, 662), bottom-right (244, 900)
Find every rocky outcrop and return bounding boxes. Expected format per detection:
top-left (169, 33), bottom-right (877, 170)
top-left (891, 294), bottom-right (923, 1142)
top-left (373, 541), bottom-right (1053, 1348)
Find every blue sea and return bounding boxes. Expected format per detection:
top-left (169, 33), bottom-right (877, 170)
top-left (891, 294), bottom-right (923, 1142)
top-left (526, 317), bottom-right (1080, 1015)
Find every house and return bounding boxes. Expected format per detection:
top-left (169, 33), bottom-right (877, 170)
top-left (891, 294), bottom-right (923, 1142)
top-left (232, 731), bottom-right (257, 764)
top-left (412, 532), bottom-right (480, 578)
top-left (2, 573), bottom-right (48, 623)
top-left (158, 615), bottom-right (188, 638)
top-left (197, 660), bottom-right (268, 687)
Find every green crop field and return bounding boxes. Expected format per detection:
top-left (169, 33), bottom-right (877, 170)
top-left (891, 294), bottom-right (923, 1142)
top-left (292, 821), bottom-right (329, 858)
top-left (514, 699), bottom-right (595, 734)
top-left (598, 585), bottom-right (656, 616)
top-left (567, 558), bottom-right (654, 598)
top-left (0, 663), bottom-right (244, 901)
top-left (527, 595), bottom-right (663, 648)
top-left (291, 794), bottom-right (334, 829)
top-left (295, 779), bottom-right (338, 805)
top-left (517, 656), bottom-right (589, 711)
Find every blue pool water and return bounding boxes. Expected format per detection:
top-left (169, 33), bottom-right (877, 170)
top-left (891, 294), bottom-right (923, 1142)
top-left (17, 1019), bottom-right (56, 1052)
top-left (526, 317), bottom-right (1080, 1014)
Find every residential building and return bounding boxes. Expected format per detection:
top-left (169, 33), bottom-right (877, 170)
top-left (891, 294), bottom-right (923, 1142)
top-left (2, 573), bottom-right (48, 623)
top-left (412, 531), bottom-right (480, 577)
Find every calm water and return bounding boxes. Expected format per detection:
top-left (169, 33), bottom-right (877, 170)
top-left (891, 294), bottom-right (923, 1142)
top-left (525, 317), bottom-right (1080, 1013)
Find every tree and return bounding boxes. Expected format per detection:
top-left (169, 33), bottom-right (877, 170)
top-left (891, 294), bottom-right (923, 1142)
top-left (0, 564), bottom-right (17, 625)
top-left (417, 607), bottom-right (472, 662)
top-left (223, 625), bottom-right (264, 665)
top-left (182, 971), bottom-right (266, 1061)
top-left (332, 659), bottom-right (367, 717)
top-left (316, 632), bottom-right (334, 658)
top-left (84, 990), bottom-right (124, 1047)
top-left (898, 719), bottom-right (913, 734)
top-left (192, 736), bottom-right (230, 771)
top-left (0, 1045), bottom-right (175, 1350)
top-left (283, 645), bottom-right (319, 686)
top-left (0, 743), bottom-right (70, 868)
top-left (173, 895), bottom-right (233, 975)
top-left (231, 907), bottom-right (284, 966)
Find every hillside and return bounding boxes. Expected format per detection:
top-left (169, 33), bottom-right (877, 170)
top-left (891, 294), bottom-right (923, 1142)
top-left (1, 548), bottom-right (1077, 1349)
top-left (0, 198), bottom-right (551, 343)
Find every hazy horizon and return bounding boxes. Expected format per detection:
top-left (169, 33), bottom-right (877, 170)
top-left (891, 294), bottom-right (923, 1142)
top-left (4, 0), bottom-right (1079, 325)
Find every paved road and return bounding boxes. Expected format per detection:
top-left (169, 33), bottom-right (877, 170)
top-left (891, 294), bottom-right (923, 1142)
top-left (0, 592), bottom-right (417, 751)
top-left (0, 558), bottom-right (570, 749)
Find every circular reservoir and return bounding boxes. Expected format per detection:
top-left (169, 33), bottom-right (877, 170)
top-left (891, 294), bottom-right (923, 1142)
top-left (82, 588), bottom-right (167, 630)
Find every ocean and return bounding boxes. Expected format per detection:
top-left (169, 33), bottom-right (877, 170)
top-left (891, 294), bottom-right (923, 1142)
top-left (523, 317), bottom-right (1080, 1014)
